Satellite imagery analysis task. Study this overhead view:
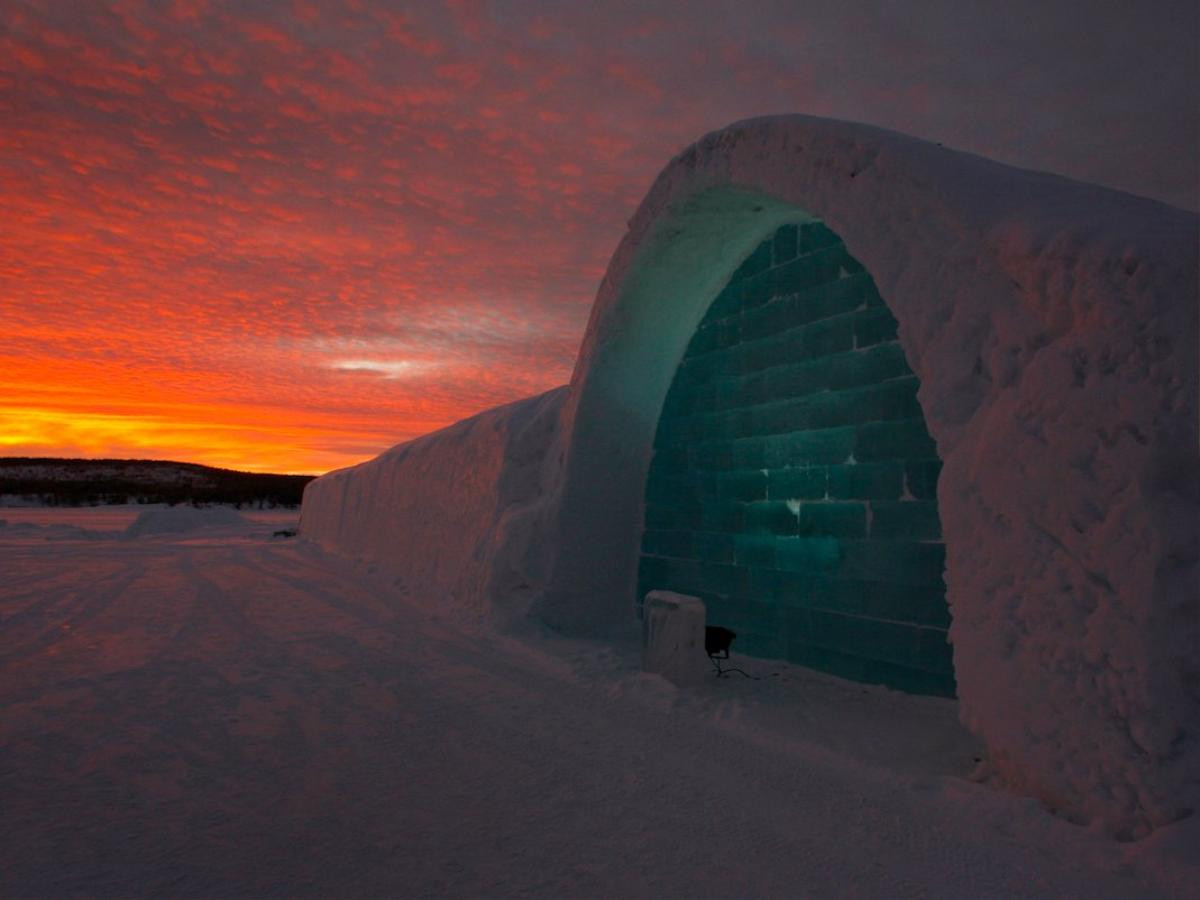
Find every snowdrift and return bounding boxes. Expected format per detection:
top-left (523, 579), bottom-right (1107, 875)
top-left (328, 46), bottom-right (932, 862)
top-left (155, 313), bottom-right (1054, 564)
top-left (124, 505), bottom-right (248, 537)
top-left (301, 115), bottom-right (1198, 838)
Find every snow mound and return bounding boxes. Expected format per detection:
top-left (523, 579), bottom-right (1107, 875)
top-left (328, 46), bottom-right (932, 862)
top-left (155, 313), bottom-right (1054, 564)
top-left (0, 519), bottom-right (108, 540)
top-left (124, 505), bottom-right (249, 537)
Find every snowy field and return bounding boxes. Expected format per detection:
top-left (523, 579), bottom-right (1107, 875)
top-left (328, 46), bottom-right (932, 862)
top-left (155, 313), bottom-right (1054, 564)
top-left (0, 503), bottom-right (300, 531)
top-left (0, 506), bottom-right (1192, 898)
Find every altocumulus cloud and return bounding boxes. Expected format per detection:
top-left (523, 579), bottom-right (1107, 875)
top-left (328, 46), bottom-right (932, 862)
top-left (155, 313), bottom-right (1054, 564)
top-left (1, 0), bottom-right (1193, 471)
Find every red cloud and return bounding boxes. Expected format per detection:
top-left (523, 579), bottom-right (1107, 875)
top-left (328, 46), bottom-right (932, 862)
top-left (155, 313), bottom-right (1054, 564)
top-left (1, 0), bottom-right (1193, 473)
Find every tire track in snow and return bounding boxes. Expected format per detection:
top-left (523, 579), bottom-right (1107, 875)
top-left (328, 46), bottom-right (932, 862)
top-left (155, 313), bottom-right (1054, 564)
top-left (0, 556), bottom-right (143, 675)
top-left (0, 518), bottom-right (1173, 899)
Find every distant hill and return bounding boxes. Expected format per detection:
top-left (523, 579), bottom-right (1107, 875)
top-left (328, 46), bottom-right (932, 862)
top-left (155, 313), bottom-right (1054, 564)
top-left (0, 458), bottom-right (316, 508)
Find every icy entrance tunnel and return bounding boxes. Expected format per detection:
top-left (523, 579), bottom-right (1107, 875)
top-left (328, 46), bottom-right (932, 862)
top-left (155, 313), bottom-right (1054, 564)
top-left (637, 223), bottom-right (954, 696)
top-left (305, 116), bottom-right (1198, 836)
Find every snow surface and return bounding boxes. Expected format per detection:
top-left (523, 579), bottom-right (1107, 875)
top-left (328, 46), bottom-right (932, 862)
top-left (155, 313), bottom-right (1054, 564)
top-left (0, 505), bottom-right (149, 530)
top-left (302, 115), bottom-right (1199, 838)
top-left (1, 507), bottom-right (1195, 897)
top-left (0, 503), bottom-right (298, 530)
top-left (0, 505), bottom-right (296, 543)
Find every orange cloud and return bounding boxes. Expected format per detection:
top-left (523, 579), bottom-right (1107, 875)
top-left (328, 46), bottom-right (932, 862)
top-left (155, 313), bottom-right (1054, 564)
top-left (1, 0), bottom-right (1193, 474)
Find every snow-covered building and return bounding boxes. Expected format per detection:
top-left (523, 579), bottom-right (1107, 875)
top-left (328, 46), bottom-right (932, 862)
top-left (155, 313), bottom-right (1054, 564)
top-left (301, 115), bottom-right (1198, 839)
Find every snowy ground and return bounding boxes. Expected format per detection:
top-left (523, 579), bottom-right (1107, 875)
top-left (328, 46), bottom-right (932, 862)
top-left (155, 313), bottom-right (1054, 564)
top-left (0, 507), bottom-right (1193, 898)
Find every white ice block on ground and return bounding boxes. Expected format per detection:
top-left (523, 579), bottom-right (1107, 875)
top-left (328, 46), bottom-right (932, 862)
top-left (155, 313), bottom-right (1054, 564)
top-left (642, 591), bottom-right (709, 687)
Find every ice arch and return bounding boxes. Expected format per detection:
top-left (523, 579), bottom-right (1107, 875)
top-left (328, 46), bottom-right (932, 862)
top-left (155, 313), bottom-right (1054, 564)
top-left (636, 221), bottom-right (954, 697)
top-left (302, 116), bottom-right (1198, 838)
top-left (532, 118), bottom-right (1197, 838)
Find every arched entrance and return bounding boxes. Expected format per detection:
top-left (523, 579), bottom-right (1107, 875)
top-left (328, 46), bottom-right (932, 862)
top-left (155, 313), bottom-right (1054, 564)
top-left (637, 222), bottom-right (953, 696)
top-left (307, 115), bottom-right (1197, 835)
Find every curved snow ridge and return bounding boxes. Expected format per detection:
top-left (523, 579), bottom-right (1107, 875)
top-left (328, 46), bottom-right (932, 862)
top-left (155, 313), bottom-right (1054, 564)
top-left (300, 386), bottom-right (567, 626)
top-left (301, 114), bottom-right (1198, 838)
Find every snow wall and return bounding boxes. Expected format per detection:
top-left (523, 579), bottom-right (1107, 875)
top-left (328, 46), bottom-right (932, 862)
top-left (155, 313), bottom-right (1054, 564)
top-left (301, 115), bottom-right (1199, 839)
top-left (301, 386), bottom-right (567, 625)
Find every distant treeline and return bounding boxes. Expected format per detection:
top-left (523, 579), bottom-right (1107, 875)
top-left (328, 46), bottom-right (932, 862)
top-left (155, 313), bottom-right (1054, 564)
top-left (0, 458), bottom-right (316, 508)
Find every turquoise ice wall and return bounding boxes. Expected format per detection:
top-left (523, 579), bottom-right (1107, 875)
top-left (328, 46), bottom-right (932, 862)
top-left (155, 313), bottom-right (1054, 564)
top-left (637, 222), bottom-right (954, 696)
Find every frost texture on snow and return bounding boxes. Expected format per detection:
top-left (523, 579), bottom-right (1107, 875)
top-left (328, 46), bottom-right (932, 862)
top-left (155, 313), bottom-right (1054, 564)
top-left (301, 115), bottom-right (1198, 837)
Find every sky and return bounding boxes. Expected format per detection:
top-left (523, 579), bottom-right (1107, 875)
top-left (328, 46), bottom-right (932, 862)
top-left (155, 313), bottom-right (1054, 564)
top-left (2, 0), bottom-right (1196, 474)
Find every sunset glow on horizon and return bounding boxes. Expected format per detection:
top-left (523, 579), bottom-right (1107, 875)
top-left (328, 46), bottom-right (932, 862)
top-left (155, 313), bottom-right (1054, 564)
top-left (3, 0), bottom-right (1196, 474)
